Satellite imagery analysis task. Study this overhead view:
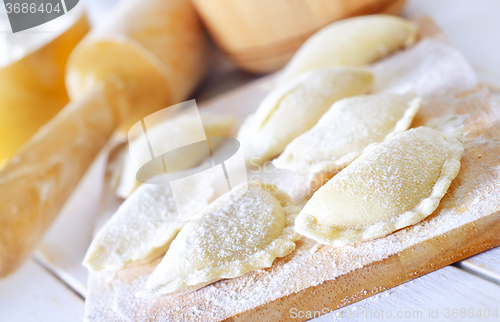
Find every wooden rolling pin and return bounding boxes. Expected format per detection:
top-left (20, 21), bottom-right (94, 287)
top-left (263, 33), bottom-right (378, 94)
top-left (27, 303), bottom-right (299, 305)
top-left (0, 0), bottom-right (210, 278)
top-left (0, 11), bottom-right (89, 163)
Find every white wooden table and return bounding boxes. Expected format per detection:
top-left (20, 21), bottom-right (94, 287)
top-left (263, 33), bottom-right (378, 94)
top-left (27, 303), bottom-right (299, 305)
top-left (1, 1), bottom-right (500, 321)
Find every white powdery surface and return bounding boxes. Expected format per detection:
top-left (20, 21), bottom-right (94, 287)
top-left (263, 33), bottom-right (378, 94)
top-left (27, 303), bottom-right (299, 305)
top-left (84, 20), bottom-right (500, 321)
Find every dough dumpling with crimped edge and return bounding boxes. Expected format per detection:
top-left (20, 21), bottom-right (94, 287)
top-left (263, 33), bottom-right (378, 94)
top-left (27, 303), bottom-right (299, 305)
top-left (273, 93), bottom-right (422, 174)
top-left (237, 67), bottom-right (373, 164)
top-left (136, 182), bottom-right (301, 297)
top-left (278, 14), bottom-right (418, 84)
top-left (295, 127), bottom-right (464, 246)
top-left (83, 167), bottom-right (222, 271)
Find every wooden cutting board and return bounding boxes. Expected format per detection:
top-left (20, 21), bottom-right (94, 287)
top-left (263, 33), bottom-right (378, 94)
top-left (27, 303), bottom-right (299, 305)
top-left (84, 18), bottom-right (500, 321)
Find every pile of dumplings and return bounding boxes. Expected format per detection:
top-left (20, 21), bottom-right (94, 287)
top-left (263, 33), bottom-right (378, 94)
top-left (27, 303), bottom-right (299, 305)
top-left (84, 15), bottom-right (464, 297)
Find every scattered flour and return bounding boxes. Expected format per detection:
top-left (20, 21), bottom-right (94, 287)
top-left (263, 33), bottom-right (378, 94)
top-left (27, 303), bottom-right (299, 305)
top-left (84, 20), bottom-right (500, 322)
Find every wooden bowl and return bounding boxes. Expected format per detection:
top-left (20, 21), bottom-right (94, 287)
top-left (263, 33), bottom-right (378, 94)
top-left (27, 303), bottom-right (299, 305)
top-left (192, 0), bottom-right (406, 74)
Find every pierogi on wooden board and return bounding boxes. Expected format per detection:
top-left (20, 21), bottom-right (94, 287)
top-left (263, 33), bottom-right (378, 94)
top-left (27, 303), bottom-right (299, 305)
top-left (84, 19), bottom-right (500, 321)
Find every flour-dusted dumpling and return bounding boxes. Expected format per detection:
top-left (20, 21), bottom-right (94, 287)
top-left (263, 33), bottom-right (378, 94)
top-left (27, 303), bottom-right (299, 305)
top-left (278, 15), bottom-right (418, 84)
top-left (83, 167), bottom-right (223, 271)
top-left (136, 182), bottom-right (301, 297)
top-left (273, 93), bottom-right (422, 174)
top-left (116, 112), bottom-right (235, 198)
top-left (238, 67), bottom-right (373, 164)
top-left (295, 127), bottom-right (463, 246)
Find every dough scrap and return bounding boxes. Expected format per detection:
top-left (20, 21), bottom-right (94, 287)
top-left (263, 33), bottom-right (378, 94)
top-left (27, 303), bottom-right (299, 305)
top-left (137, 182), bottom-right (301, 297)
top-left (295, 127), bottom-right (463, 246)
top-left (238, 67), bottom-right (373, 164)
top-left (116, 112), bottom-right (235, 197)
top-left (83, 167), bottom-right (222, 271)
top-left (273, 93), bottom-right (422, 174)
top-left (278, 14), bottom-right (418, 84)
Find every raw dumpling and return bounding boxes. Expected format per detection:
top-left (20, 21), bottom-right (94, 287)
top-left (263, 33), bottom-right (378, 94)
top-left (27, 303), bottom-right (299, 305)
top-left (295, 127), bottom-right (463, 246)
top-left (273, 93), bottom-right (422, 174)
top-left (278, 15), bottom-right (418, 84)
top-left (137, 182), bottom-right (301, 297)
top-left (238, 67), bottom-right (373, 164)
top-left (83, 167), bottom-right (223, 271)
top-left (116, 112), bottom-right (235, 197)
